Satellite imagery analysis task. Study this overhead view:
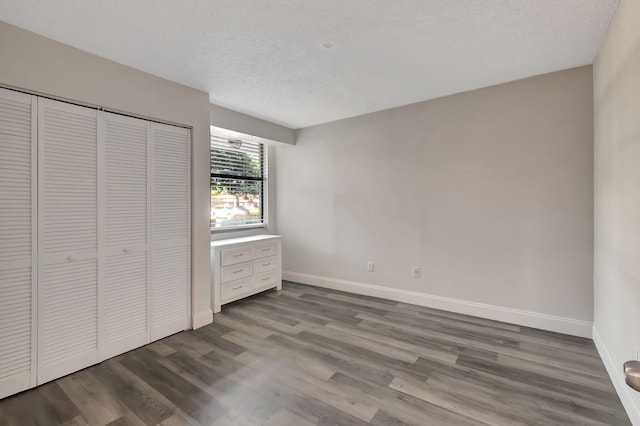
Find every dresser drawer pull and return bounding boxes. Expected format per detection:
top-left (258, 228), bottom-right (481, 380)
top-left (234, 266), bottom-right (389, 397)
top-left (262, 262), bottom-right (271, 267)
top-left (233, 253), bottom-right (244, 257)
top-left (232, 269), bottom-right (243, 274)
top-left (262, 277), bottom-right (271, 281)
top-left (261, 248), bottom-right (271, 252)
top-left (233, 286), bottom-right (243, 290)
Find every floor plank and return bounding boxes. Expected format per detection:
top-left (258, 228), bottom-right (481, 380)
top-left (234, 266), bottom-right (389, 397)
top-left (0, 281), bottom-right (630, 425)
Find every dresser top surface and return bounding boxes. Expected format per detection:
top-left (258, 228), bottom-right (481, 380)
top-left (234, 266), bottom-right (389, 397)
top-left (211, 234), bottom-right (281, 248)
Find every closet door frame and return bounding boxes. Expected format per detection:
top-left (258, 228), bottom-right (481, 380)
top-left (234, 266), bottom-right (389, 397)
top-left (97, 112), bottom-right (105, 360)
top-left (0, 88), bottom-right (38, 398)
top-left (30, 94), bottom-right (37, 389)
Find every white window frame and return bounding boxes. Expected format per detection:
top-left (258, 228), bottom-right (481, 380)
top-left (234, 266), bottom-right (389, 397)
top-left (210, 128), bottom-right (268, 233)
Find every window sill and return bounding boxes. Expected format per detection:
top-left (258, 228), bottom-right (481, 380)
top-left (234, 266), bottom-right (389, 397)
top-left (210, 224), bottom-right (268, 239)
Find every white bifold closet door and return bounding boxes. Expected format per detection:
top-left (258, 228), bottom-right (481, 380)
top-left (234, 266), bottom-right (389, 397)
top-left (150, 123), bottom-right (190, 340)
top-left (0, 90), bottom-right (191, 396)
top-left (99, 113), bottom-right (150, 360)
top-left (37, 98), bottom-right (98, 384)
top-left (0, 88), bottom-right (37, 399)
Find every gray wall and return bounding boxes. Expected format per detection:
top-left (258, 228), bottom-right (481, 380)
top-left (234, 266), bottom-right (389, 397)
top-left (593, 0), bottom-right (640, 421)
top-left (0, 20), bottom-right (213, 327)
top-left (276, 66), bottom-right (594, 335)
top-left (210, 104), bottom-right (296, 145)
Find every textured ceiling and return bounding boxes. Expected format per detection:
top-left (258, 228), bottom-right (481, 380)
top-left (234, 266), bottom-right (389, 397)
top-left (0, 1), bottom-right (618, 128)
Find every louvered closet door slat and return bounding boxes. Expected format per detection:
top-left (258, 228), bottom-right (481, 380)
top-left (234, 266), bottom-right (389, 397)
top-left (0, 88), bottom-right (36, 399)
top-left (99, 113), bottom-right (149, 360)
top-left (40, 103), bottom-right (97, 259)
top-left (101, 251), bottom-right (147, 359)
top-left (150, 123), bottom-right (190, 340)
top-left (38, 98), bottom-right (98, 384)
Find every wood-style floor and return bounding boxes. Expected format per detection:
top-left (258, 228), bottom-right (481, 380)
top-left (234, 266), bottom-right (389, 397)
top-left (0, 281), bottom-right (630, 426)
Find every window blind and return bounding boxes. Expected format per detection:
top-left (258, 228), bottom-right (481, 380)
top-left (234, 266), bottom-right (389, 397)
top-left (210, 134), bottom-right (266, 230)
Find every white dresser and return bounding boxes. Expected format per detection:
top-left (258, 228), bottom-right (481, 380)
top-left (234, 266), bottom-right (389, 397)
top-left (211, 235), bottom-right (282, 313)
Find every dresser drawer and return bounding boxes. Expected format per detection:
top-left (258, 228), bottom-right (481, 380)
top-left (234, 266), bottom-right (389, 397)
top-left (221, 246), bottom-right (253, 266)
top-left (254, 242), bottom-right (277, 259)
top-left (253, 255), bottom-right (278, 274)
top-left (253, 270), bottom-right (280, 290)
top-left (221, 279), bottom-right (252, 303)
top-left (211, 235), bottom-right (282, 313)
top-left (221, 261), bottom-right (253, 283)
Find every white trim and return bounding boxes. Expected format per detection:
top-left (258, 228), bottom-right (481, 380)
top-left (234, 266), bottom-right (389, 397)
top-left (593, 326), bottom-right (640, 425)
top-left (211, 223), bottom-right (268, 235)
top-left (193, 308), bottom-right (214, 329)
top-left (30, 94), bottom-right (38, 388)
top-left (146, 120), bottom-right (152, 344)
top-left (96, 111), bottom-right (105, 361)
top-left (187, 128), bottom-right (193, 331)
top-left (283, 271), bottom-right (593, 338)
top-left (149, 120), bottom-right (155, 343)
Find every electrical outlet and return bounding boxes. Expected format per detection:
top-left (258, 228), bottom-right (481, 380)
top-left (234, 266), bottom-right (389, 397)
top-left (367, 261), bottom-right (374, 272)
top-left (412, 267), bottom-right (421, 278)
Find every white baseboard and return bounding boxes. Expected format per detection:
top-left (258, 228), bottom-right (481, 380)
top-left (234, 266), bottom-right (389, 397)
top-left (192, 308), bottom-right (213, 329)
top-left (593, 326), bottom-right (640, 425)
top-left (283, 271), bottom-right (593, 338)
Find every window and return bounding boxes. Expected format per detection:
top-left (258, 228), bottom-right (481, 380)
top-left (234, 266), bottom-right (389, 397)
top-left (210, 130), bottom-right (266, 231)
